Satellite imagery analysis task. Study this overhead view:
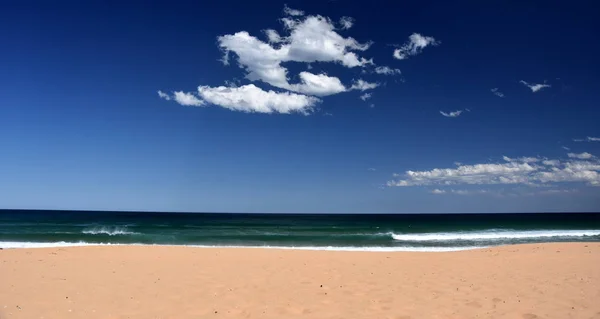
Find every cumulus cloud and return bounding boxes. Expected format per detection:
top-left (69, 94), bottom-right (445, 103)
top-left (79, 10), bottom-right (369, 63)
top-left (519, 80), bottom-right (551, 93)
top-left (157, 90), bottom-right (171, 101)
top-left (350, 79), bottom-right (379, 91)
top-left (196, 84), bottom-right (319, 114)
top-left (288, 72), bottom-right (347, 96)
top-left (568, 152), bottom-right (594, 160)
top-left (359, 92), bottom-right (372, 101)
top-left (393, 33), bottom-right (439, 60)
top-left (173, 91), bottom-right (205, 106)
top-left (283, 4), bottom-right (304, 16)
top-left (440, 110), bottom-right (463, 118)
top-left (387, 154), bottom-right (600, 188)
top-left (217, 14), bottom-right (373, 97)
top-left (573, 137), bottom-right (600, 142)
top-left (374, 66), bottom-right (401, 75)
top-left (339, 16), bottom-right (354, 29)
top-left (491, 88), bottom-right (504, 98)
top-left (160, 6), bottom-right (433, 114)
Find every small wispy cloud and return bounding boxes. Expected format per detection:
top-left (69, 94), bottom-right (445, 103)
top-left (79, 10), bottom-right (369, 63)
top-left (567, 152), bottom-right (594, 160)
top-left (430, 189), bottom-right (490, 195)
top-left (573, 137), bottom-right (600, 142)
top-left (562, 146), bottom-right (571, 151)
top-left (536, 189), bottom-right (579, 195)
top-left (374, 66), bottom-right (401, 75)
top-left (440, 110), bottom-right (464, 118)
top-left (519, 80), bottom-right (551, 93)
top-left (368, 168), bottom-right (377, 171)
top-left (359, 92), bottom-right (372, 101)
top-left (157, 90), bottom-right (171, 101)
top-left (283, 4), bottom-right (304, 16)
top-left (393, 33), bottom-right (440, 60)
top-left (339, 16), bottom-right (354, 29)
top-left (173, 91), bottom-right (205, 106)
top-left (350, 79), bottom-right (379, 91)
top-left (263, 29), bottom-right (282, 43)
top-left (491, 88), bottom-right (504, 98)
top-left (369, 103), bottom-right (375, 108)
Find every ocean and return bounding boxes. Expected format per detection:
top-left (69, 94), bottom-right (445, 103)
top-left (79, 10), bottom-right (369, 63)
top-left (1, 210), bottom-right (599, 251)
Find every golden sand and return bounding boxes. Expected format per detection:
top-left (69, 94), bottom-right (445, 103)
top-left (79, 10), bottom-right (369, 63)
top-left (1, 243), bottom-right (599, 319)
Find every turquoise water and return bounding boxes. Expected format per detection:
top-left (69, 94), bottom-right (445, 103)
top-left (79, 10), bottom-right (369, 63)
top-left (1, 210), bottom-right (599, 251)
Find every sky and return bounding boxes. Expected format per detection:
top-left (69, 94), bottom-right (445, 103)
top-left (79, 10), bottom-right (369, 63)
top-left (1, 0), bottom-right (599, 213)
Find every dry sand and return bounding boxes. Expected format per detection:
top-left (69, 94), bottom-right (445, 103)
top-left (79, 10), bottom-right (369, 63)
top-left (1, 243), bottom-right (599, 319)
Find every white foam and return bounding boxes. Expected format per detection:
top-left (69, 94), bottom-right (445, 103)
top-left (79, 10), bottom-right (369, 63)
top-left (0, 241), bottom-right (110, 249)
top-left (82, 226), bottom-right (139, 236)
top-left (0, 241), bottom-right (483, 252)
top-left (391, 229), bottom-right (600, 242)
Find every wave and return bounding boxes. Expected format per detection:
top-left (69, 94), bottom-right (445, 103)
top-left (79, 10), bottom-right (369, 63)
top-left (82, 226), bottom-right (140, 236)
top-left (0, 241), bottom-right (483, 252)
top-left (391, 229), bottom-right (600, 242)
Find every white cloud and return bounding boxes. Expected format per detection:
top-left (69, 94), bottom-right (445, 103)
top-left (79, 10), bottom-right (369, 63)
top-left (350, 79), bottom-right (379, 91)
top-left (157, 90), bottom-right (171, 101)
top-left (173, 91), bottom-right (205, 106)
top-left (374, 66), bottom-right (401, 75)
top-left (503, 156), bottom-right (539, 163)
top-left (196, 84), bottom-right (319, 114)
top-left (218, 14), bottom-right (373, 96)
top-left (369, 103), bottom-right (375, 108)
top-left (368, 168), bottom-right (377, 171)
top-left (288, 72), bottom-right (347, 96)
top-left (519, 80), bottom-right (551, 93)
top-left (387, 153), bottom-right (600, 188)
top-left (542, 159), bottom-right (560, 166)
top-left (562, 146), bottom-right (571, 151)
top-left (339, 16), bottom-right (354, 30)
top-left (574, 137), bottom-right (600, 142)
top-left (393, 33), bottom-right (439, 60)
top-left (264, 29), bottom-right (282, 43)
top-left (440, 110), bottom-right (463, 118)
top-left (491, 88), bottom-right (504, 98)
top-left (283, 4), bottom-right (304, 16)
top-left (430, 189), bottom-right (491, 195)
top-left (568, 152), bottom-right (594, 160)
top-left (359, 92), bottom-right (372, 101)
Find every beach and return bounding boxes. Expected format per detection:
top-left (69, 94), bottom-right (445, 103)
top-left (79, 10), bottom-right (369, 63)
top-left (1, 243), bottom-right (599, 319)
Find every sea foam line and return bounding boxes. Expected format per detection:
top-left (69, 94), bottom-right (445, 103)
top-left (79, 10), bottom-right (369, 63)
top-left (0, 241), bottom-right (483, 252)
top-left (390, 229), bottom-right (600, 242)
top-left (82, 226), bottom-right (140, 236)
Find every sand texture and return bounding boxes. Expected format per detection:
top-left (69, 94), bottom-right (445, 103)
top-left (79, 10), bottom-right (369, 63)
top-left (1, 243), bottom-right (599, 319)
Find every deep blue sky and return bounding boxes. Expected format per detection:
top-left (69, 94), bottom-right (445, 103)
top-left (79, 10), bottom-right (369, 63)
top-left (1, 0), bottom-right (599, 213)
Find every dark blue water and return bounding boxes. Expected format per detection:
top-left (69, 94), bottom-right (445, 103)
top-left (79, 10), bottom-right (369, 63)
top-left (1, 210), bottom-right (599, 251)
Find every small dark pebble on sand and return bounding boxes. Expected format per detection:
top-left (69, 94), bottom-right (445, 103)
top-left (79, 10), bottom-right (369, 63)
top-left (320, 285), bottom-right (323, 287)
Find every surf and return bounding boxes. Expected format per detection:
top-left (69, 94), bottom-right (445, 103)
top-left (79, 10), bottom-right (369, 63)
top-left (390, 229), bottom-right (600, 242)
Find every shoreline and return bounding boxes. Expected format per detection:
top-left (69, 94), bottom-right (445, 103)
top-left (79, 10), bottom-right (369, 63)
top-left (2, 243), bottom-right (599, 318)
top-left (0, 241), bottom-right (486, 252)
